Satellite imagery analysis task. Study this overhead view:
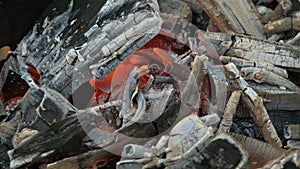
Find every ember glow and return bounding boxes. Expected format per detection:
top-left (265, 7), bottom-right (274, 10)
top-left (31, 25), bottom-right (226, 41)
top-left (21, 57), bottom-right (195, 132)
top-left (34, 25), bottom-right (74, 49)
top-left (1, 0), bottom-right (300, 168)
top-left (89, 34), bottom-right (186, 106)
top-left (26, 64), bottom-right (41, 86)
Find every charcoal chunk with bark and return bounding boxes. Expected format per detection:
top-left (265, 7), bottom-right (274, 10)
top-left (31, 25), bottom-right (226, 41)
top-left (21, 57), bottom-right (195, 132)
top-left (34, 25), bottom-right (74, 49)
top-left (229, 132), bottom-right (285, 168)
top-left (15, 0), bottom-right (162, 98)
top-left (204, 31), bottom-right (300, 72)
top-left (251, 83), bottom-right (300, 111)
top-left (196, 0), bottom-right (265, 38)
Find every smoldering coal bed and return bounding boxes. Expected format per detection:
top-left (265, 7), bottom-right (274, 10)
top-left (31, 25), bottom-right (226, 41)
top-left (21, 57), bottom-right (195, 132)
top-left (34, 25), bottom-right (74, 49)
top-left (1, 0), bottom-right (300, 169)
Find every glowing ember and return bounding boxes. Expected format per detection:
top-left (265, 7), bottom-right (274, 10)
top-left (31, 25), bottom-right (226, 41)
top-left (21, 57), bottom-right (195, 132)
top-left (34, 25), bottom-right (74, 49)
top-left (89, 48), bottom-right (174, 106)
top-left (89, 34), bottom-right (186, 106)
top-left (27, 64), bottom-right (41, 86)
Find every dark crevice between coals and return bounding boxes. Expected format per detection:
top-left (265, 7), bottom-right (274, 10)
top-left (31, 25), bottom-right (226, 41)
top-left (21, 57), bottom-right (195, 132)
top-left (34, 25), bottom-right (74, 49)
top-left (0, 0), bottom-right (52, 105)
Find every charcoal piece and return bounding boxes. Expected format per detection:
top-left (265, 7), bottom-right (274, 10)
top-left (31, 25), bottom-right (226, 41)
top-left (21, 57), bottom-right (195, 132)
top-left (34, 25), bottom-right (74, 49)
top-left (241, 67), bottom-right (297, 91)
top-left (167, 134), bottom-right (248, 169)
top-left (205, 31), bottom-right (300, 72)
top-left (167, 114), bottom-right (213, 158)
top-left (208, 65), bottom-right (228, 116)
top-left (19, 87), bottom-right (76, 132)
top-left (12, 106), bottom-right (114, 168)
top-left (217, 90), bottom-right (241, 134)
top-left (9, 104), bottom-right (110, 168)
top-left (251, 82), bottom-right (300, 111)
top-left (9, 114), bottom-right (87, 168)
top-left (201, 113), bottom-right (220, 130)
top-left (220, 55), bottom-right (289, 78)
top-left (159, 13), bottom-right (199, 48)
top-left (233, 81), bottom-right (300, 115)
top-left (140, 85), bottom-right (174, 123)
top-left (158, 0), bottom-right (193, 21)
top-left (152, 87), bottom-right (182, 134)
top-left (14, 0), bottom-right (161, 99)
top-left (190, 135), bottom-right (247, 169)
top-left (262, 150), bottom-right (300, 169)
top-left (229, 132), bottom-right (285, 168)
top-left (197, 0), bottom-right (265, 38)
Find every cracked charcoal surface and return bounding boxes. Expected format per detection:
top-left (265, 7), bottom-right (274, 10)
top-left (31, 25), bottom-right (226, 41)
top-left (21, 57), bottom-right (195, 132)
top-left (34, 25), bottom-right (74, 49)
top-left (1, 0), bottom-right (300, 168)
